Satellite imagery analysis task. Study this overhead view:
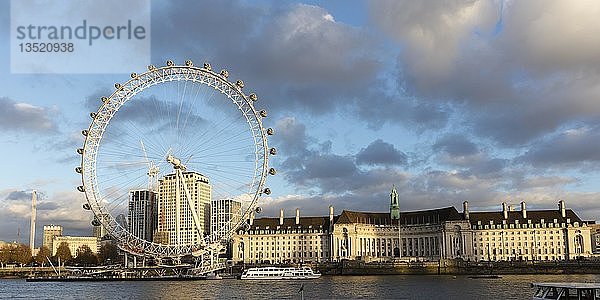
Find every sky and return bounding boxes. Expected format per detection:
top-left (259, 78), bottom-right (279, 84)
top-left (1, 0), bottom-right (600, 246)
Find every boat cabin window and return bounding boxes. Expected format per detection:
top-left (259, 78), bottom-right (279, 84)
top-left (535, 287), bottom-right (548, 298)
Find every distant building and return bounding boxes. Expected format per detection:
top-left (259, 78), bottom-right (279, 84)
top-left (157, 171), bottom-right (211, 246)
top-left (43, 225), bottom-right (63, 251)
top-left (128, 189), bottom-right (157, 242)
top-left (93, 213), bottom-right (110, 240)
top-left (211, 198), bottom-right (242, 239)
top-left (52, 236), bottom-right (99, 257)
top-left (232, 188), bottom-right (594, 264)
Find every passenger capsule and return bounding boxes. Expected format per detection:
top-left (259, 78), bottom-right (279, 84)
top-left (77, 185), bottom-right (85, 192)
top-left (148, 64), bottom-right (156, 71)
top-left (77, 148), bottom-right (84, 155)
top-left (130, 72), bottom-right (137, 79)
top-left (203, 63), bottom-right (212, 71)
top-left (269, 148), bottom-right (277, 155)
top-left (166, 59), bottom-right (174, 66)
top-left (249, 93), bottom-right (258, 101)
top-left (236, 80), bottom-right (244, 89)
top-left (259, 110), bottom-right (267, 118)
top-left (101, 96), bottom-right (108, 103)
top-left (263, 188), bottom-right (271, 195)
top-left (220, 70), bottom-right (229, 78)
top-left (81, 130), bottom-right (89, 136)
top-left (82, 203), bottom-right (91, 210)
top-left (255, 206), bottom-right (262, 214)
top-left (266, 128), bottom-right (274, 135)
top-left (90, 112), bottom-right (97, 119)
top-left (91, 219), bottom-right (101, 226)
top-left (75, 166), bottom-right (82, 173)
top-left (269, 168), bottom-right (276, 175)
top-left (185, 60), bottom-right (193, 66)
top-left (114, 83), bottom-right (122, 90)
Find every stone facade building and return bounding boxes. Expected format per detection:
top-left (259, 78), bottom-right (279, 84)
top-left (231, 188), bottom-right (594, 264)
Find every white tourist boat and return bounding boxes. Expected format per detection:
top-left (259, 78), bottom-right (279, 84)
top-left (240, 267), bottom-right (321, 280)
top-left (531, 282), bottom-right (600, 300)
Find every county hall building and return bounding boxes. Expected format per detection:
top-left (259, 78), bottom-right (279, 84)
top-left (231, 187), bottom-right (594, 264)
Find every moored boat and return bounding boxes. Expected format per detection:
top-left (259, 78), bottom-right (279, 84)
top-left (531, 282), bottom-right (600, 299)
top-left (240, 267), bottom-right (321, 280)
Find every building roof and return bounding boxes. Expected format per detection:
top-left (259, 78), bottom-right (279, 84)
top-left (335, 206), bottom-right (462, 225)
top-left (468, 209), bottom-right (583, 225)
top-left (249, 216), bottom-right (334, 230)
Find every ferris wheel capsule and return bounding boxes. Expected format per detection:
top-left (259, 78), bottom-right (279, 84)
top-left (255, 206), bottom-right (262, 214)
top-left (259, 110), bottom-right (267, 118)
top-left (77, 185), bottom-right (85, 192)
top-left (269, 168), bottom-right (276, 175)
top-left (130, 72), bottom-right (138, 79)
top-left (263, 188), bottom-right (271, 195)
top-left (148, 64), bottom-right (157, 71)
top-left (75, 166), bottom-right (82, 173)
top-left (269, 147), bottom-right (277, 155)
top-left (249, 93), bottom-right (258, 101)
top-left (82, 203), bottom-right (91, 210)
top-left (81, 130), bottom-right (89, 136)
top-left (166, 59), bottom-right (174, 66)
top-left (185, 60), bottom-right (193, 66)
top-left (101, 96), bottom-right (108, 103)
top-left (236, 80), bottom-right (244, 89)
top-left (266, 128), bottom-right (274, 135)
top-left (203, 63), bottom-right (212, 71)
top-left (220, 69), bottom-right (229, 78)
top-left (77, 148), bottom-right (84, 155)
top-left (91, 219), bottom-right (101, 226)
top-left (90, 112), bottom-right (97, 119)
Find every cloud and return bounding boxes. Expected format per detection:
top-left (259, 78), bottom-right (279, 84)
top-left (433, 134), bottom-right (478, 157)
top-left (519, 126), bottom-right (600, 168)
top-left (0, 97), bottom-right (57, 133)
top-left (370, 0), bottom-right (600, 146)
top-left (356, 139), bottom-right (407, 166)
top-left (5, 190), bottom-right (32, 201)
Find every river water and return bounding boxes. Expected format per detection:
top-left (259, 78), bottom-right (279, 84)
top-left (1, 274), bottom-right (600, 299)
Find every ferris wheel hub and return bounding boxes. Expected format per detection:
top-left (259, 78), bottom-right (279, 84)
top-left (166, 154), bottom-right (186, 171)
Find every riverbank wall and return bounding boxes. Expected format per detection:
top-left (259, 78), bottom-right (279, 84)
top-left (314, 259), bottom-right (600, 275)
top-left (0, 267), bottom-right (66, 279)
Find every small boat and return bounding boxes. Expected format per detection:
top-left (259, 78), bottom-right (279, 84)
top-left (531, 282), bottom-right (600, 299)
top-left (240, 267), bottom-right (321, 280)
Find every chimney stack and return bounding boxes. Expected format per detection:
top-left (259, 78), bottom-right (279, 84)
top-left (559, 200), bottom-right (566, 218)
top-left (329, 205), bottom-right (334, 223)
top-left (463, 201), bottom-right (469, 220)
top-left (521, 201), bottom-right (527, 219)
top-left (502, 202), bottom-right (508, 220)
top-left (249, 211), bottom-right (255, 226)
top-left (295, 208), bottom-right (300, 225)
top-left (279, 208), bottom-right (284, 225)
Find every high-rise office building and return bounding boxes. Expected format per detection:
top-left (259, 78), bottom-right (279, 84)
top-left (211, 198), bottom-right (242, 239)
top-left (157, 171), bottom-right (211, 246)
top-left (43, 225), bottom-right (63, 251)
top-left (127, 190), bottom-right (157, 242)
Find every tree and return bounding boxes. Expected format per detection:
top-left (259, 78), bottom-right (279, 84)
top-left (98, 243), bottom-right (119, 265)
top-left (35, 246), bottom-right (52, 267)
top-left (0, 245), bottom-right (10, 267)
top-left (13, 244), bottom-right (32, 266)
top-left (54, 242), bottom-right (72, 265)
top-left (73, 245), bottom-right (98, 266)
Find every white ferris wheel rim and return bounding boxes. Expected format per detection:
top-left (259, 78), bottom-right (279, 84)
top-left (77, 60), bottom-right (272, 258)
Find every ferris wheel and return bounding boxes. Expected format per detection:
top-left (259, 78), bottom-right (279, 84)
top-left (76, 60), bottom-right (275, 258)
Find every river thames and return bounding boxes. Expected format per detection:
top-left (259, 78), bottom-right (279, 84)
top-left (2, 274), bottom-right (600, 299)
